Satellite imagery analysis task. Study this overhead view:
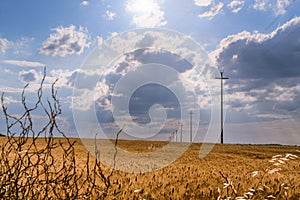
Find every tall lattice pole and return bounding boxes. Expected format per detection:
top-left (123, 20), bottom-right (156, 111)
top-left (189, 111), bottom-right (193, 143)
top-left (215, 69), bottom-right (228, 144)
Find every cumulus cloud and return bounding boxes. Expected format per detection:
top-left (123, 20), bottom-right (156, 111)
top-left (211, 16), bottom-right (300, 78)
top-left (71, 89), bottom-right (96, 111)
top-left (211, 16), bottom-right (300, 121)
top-left (126, 0), bottom-right (167, 27)
top-left (199, 2), bottom-right (224, 19)
top-left (135, 33), bottom-right (156, 48)
top-left (0, 37), bottom-right (11, 54)
top-left (48, 69), bottom-right (78, 88)
top-left (2, 60), bottom-right (45, 67)
top-left (18, 69), bottom-right (42, 83)
top-left (72, 29), bottom-right (216, 140)
top-left (227, 0), bottom-right (244, 13)
top-left (253, 0), bottom-right (294, 15)
top-left (40, 25), bottom-right (91, 57)
top-left (91, 48), bottom-right (206, 127)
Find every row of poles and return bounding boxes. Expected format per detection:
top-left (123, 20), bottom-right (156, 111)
top-left (170, 69), bottom-right (228, 144)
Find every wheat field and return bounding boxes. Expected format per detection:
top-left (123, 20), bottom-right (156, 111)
top-left (2, 136), bottom-right (299, 199)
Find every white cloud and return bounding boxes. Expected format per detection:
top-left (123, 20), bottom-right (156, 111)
top-left (253, 0), bottom-right (268, 11)
top-left (227, 0), bottom-right (244, 13)
top-left (97, 36), bottom-right (103, 47)
top-left (266, 84), bottom-right (297, 102)
top-left (49, 69), bottom-right (78, 88)
top-left (80, 1), bottom-right (88, 6)
top-left (210, 17), bottom-right (300, 121)
top-left (106, 10), bottom-right (116, 21)
top-left (253, 0), bottom-right (294, 15)
top-left (199, 2), bottom-right (224, 19)
top-left (71, 89), bottom-right (96, 111)
top-left (2, 60), bottom-right (46, 67)
top-left (40, 25), bottom-right (91, 57)
top-left (0, 37), bottom-right (11, 54)
top-left (276, 0), bottom-right (294, 15)
top-left (1, 96), bottom-right (19, 104)
top-left (126, 0), bottom-right (167, 27)
top-left (0, 85), bottom-right (23, 94)
top-left (210, 16), bottom-right (300, 68)
top-left (18, 69), bottom-right (42, 83)
top-left (194, 0), bottom-right (212, 7)
top-left (12, 37), bottom-right (34, 55)
top-left (110, 32), bottom-right (118, 38)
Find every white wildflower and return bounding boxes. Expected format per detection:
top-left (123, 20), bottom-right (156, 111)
top-left (258, 187), bottom-right (264, 191)
top-left (252, 171), bottom-right (258, 177)
top-left (272, 154), bottom-right (282, 158)
top-left (286, 153), bottom-right (298, 159)
top-left (266, 194), bottom-right (276, 198)
top-left (268, 168), bottom-right (281, 174)
top-left (278, 160), bottom-right (285, 164)
top-left (280, 157), bottom-right (289, 161)
top-left (245, 191), bottom-right (253, 196)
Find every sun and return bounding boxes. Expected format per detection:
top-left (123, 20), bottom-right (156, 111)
top-left (126, 0), bottom-right (159, 15)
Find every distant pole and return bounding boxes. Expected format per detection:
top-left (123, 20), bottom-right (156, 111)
top-left (215, 69), bottom-right (229, 144)
top-left (189, 111), bottom-right (194, 143)
top-left (180, 124), bottom-right (183, 142)
top-left (175, 129), bottom-right (178, 142)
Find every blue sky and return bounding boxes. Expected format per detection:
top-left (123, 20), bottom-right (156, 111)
top-left (0, 0), bottom-right (300, 145)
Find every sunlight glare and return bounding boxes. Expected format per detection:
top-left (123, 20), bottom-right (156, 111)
top-left (127, 0), bottom-right (158, 14)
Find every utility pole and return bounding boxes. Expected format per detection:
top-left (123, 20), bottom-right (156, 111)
top-left (180, 124), bottom-right (183, 142)
top-left (189, 111), bottom-right (193, 143)
top-left (215, 69), bottom-right (229, 144)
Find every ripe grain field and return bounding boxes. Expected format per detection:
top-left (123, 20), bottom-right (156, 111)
top-left (107, 140), bottom-right (300, 199)
top-left (3, 137), bottom-right (299, 199)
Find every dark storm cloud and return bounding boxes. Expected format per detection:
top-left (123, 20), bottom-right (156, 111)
top-left (121, 48), bottom-right (193, 73)
top-left (215, 17), bottom-right (300, 79)
top-left (94, 48), bottom-right (195, 126)
top-left (129, 83), bottom-right (181, 124)
top-left (212, 17), bottom-right (300, 122)
top-left (136, 50), bottom-right (193, 73)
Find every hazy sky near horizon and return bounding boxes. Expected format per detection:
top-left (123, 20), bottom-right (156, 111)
top-left (0, 0), bottom-right (300, 144)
